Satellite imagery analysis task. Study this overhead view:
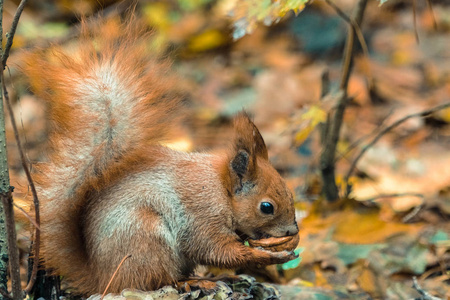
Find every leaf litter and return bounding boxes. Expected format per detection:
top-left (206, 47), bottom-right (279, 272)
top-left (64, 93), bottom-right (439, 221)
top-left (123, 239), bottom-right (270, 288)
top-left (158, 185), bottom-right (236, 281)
top-left (6, 0), bottom-right (450, 299)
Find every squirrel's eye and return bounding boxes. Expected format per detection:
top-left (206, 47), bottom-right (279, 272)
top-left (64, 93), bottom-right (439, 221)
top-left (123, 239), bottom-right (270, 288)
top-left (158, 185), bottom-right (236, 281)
top-left (260, 202), bottom-right (274, 214)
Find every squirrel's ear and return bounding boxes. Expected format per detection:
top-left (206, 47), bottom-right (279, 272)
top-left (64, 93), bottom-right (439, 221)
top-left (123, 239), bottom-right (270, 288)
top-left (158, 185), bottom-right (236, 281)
top-left (228, 112), bottom-right (268, 194)
top-left (232, 112), bottom-right (268, 161)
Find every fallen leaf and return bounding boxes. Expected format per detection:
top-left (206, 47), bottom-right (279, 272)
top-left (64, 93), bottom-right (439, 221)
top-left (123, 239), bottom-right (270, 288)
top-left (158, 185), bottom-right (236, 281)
top-left (332, 209), bottom-right (423, 244)
top-left (187, 29), bottom-right (227, 52)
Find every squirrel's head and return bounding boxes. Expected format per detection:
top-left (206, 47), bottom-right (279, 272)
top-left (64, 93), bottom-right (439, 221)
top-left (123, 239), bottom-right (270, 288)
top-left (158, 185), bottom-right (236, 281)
top-left (226, 113), bottom-right (298, 241)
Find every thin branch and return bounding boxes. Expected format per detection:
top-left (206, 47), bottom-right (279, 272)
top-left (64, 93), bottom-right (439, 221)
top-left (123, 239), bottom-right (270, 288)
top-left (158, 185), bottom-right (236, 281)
top-left (325, 0), bottom-right (371, 90)
top-left (101, 254), bottom-right (132, 300)
top-left (335, 109), bottom-right (394, 162)
top-left (5, 92), bottom-right (39, 295)
top-left (1, 70), bottom-right (40, 294)
top-left (402, 203), bottom-right (423, 223)
top-left (412, 277), bottom-right (442, 300)
top-left (319, 69), bottom-right (331, 146)
top-left (345, 102), bottom-right (450, 196)
top-left (340, 0), bottom-right (368, 91)
top-left (320, 69), bottom-right (330, 98)
top-left (1, 0), bottom-right (32, 297)
top-left (324, 0), bottom-right (372, 89)
top-left (0, 1), bottom-right (9, 297)
top-left (0, 190), bottom-right (21, 300)
top-left (358, 193), bottom-right (424, 222)
top-left (0, 1), bottom-right (23, 298)
top-left (324, 0), bottom-right (351, 23)
top-left (1, 0), bottom-right (27, 68)
top-left (351, 23), bottom-right (375, 91)
top-left (12, 202), bottom-right (40, 230)
top-left (419, 266), bottom-right (443, 281)
top-left (358, 192), bottom-right (424, 203)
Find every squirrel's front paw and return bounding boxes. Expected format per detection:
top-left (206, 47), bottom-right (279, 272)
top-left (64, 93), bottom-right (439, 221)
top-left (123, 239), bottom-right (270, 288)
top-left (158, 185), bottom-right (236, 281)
top-left (251, 248), bottom-right (298, 266)
top-left (268, 250), bottom-right (298, 264)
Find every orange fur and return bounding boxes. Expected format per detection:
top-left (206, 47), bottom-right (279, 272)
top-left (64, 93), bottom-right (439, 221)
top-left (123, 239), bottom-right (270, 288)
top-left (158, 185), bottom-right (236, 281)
top-left (23, 18), bottom-right (298, 296)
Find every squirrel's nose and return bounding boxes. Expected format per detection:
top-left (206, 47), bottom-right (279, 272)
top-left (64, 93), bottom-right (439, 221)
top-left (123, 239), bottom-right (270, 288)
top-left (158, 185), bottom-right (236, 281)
top-left (285, 222), bottom-right (299, 236)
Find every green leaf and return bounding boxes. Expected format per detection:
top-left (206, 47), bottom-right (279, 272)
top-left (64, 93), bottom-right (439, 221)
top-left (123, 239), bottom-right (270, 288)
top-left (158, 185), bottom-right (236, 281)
top-left (280, 248), bottom-right (304, 270)
top-left (337, 243), bottom-right (386, 265)
top-left (429, 230), bottom-right (449, 244)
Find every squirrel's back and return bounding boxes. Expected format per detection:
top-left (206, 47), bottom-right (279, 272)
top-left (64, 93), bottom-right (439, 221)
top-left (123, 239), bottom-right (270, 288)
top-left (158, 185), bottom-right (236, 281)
top-left (24, 18), bottom-right (183, 293)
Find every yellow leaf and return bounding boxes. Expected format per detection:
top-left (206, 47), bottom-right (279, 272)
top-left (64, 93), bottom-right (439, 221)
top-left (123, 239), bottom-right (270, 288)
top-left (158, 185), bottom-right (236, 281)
top-left (295, 125), bottom-right (313, 145)
top-left (143, 3), bottom-right (171, 31)
top-left (301, 105), bottom-right (327, 127)
top-left (294, 105), bottom-right (326, 145)
top-left (438, 107), bottom-right (450, 123)
top-left (187, 29), bottom-right (227, 52)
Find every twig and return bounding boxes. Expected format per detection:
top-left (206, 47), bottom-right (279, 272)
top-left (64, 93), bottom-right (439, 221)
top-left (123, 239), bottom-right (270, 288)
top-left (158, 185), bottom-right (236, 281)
top-left (101, 254), bottom-right (132, 300)
top-left (324, 0), bottom-right (351, 23)
top-left (0, 0), bottom-right (39, 292)
top-left (0, 1), bottom-right (24, 298)
top-left (320, 69), bottom-right (330, 98)
top-left (320, 0), bottom-right (368, 202)
top-left (360, 192), bottom-right (425, 222)
top-left (402, 203), bottom-right (423, 223)
top-left (412, 0), bottom-right (419, 43)
top-left (324, 0), bottom-right (369, 58)
top-left (319, 69), bottom-right (331, 146)
top-left (335, 109), bottom-right (394, 162)
top-left (352, 21), bottom-right (372, 86)
top-left (358, 192), bottom-right (424, 203)
top-left (419, 266), bottom-right (443, 281)
top-left (0, 190), bottom-right (21, 300)
top-left (1, 0), bottom-right (27, 68)
top-left (345, 102), bottom-right (450, 196)
top-left (412, 277), bottom-right (442, 300)
top-left (0, 1), bottom-right (9, 297)
top-left (324, 0), bottom-right (372, 87)
top-left (1, 73), bottom-right (41, 294)
top-left (12, 202), bottom-right (40, 230)
top-left (339, 0), bottom-right (368, 91)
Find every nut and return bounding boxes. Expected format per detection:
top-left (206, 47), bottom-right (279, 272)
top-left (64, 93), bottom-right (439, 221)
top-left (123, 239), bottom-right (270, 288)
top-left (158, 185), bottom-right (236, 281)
top-left (248, 234), bottom-right (299, 252)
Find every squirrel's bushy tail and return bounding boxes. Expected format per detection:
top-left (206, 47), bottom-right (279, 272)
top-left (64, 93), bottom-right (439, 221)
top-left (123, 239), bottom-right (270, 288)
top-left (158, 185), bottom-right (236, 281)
top-left (23, 18), bottom-right (181, 293)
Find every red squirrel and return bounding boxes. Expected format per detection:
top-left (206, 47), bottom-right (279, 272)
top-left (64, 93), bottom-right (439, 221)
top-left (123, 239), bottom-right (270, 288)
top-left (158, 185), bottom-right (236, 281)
top-left (23, 19), bottom-right (299, 296)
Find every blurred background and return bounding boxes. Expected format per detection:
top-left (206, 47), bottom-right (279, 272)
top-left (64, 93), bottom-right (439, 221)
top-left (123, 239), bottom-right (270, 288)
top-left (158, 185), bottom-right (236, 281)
top-left (2, 0), bottom-right (449, 298)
